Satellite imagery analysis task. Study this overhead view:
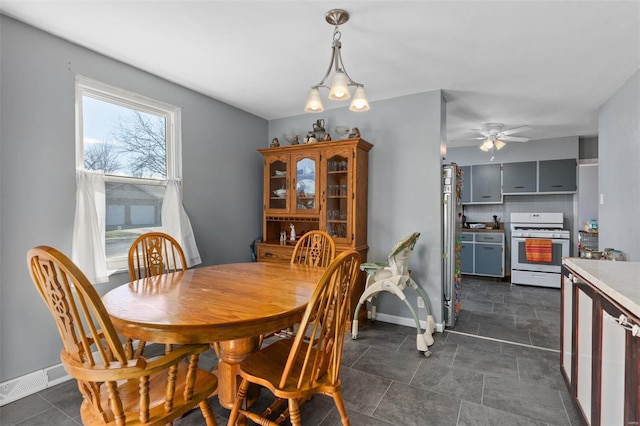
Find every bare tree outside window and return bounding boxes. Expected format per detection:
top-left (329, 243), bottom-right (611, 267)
top-left (83, 102), bottom-right (167, 180)
top-left (111, 111), bottom-right (167, 179)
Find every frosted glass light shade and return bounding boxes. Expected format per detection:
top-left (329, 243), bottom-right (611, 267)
top-left (480, 139), bottom-right (493, 151)
top-left (349, 86), bottom-right (369, 111)
top-left (328, 71), bottom-right (350, 100)
top-left (494, 140), bottom-right (506, 150)
top-left (304, 88), bottom-right (324, 113)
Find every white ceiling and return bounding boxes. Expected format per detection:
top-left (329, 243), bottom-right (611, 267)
top-left (2, 1), bottom-right (639, 147)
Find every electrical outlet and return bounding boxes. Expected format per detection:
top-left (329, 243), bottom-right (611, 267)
top-left (417, 297), bottom-right (425, 308)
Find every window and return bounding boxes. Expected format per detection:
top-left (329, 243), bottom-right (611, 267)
top-left (76, 77), bottom-right (181, 269)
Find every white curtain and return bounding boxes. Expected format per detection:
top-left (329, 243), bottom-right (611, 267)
top-left (162, 179), bottom-right (202, 267)
top-left (71, 169), bottom-right (111, 283)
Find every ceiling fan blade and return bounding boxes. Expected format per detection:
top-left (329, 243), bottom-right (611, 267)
top-left (470, 136), bottom-right (487, 140)
top-left (500, 136), bottom-right (529, 142)
top-left (500, 126), bottom-right (531, 136)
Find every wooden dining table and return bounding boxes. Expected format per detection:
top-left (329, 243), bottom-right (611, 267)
top-left (102, 262), bottom-right (325, 409)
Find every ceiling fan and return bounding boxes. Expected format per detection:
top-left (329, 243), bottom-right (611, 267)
top-left (471, 123), bottom-right (532, 152)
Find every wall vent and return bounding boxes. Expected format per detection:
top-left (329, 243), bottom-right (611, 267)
top-left (0, 364), bottom-right (72, 406)
top-left (0, 371), bottom-right (47, 406)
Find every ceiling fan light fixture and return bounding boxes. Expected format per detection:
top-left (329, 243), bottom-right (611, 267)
top-left (480, 139), bottom-right (494, 151)
top-left (305, 9), bottom-right (368, 113)
top-left (494, 139), bottom-right (506, 150)
top-left (472, 123), bottom-right (531, 151)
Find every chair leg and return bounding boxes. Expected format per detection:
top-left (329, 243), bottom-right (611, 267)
top-left (287, 398), bottom-right (302, 426)
top-left (227, 379), bottom-right (249, 425)
top-left (199, 399), bottom-right (218, 426)
top-left (332, 391), bottom-right (350, 426)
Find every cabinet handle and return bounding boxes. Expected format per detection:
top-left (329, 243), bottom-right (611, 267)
top-left (615, 315), bottom-right (640, 337)
top-left (514, 186), bottom-right (525, 189)
top-left (264, 252), bottom-right (273, 257)
top-left (481, 196), bottom-right (491, 198)
top-left (551, 185), bottom-right (563, 188)
top-left (483, 246), bottom-right (494, 250)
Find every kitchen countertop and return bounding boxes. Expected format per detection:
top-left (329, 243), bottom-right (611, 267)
top-left (461, 227), bottom-right (505, 234)
top-left (563, 257), bottom-right (640, 319)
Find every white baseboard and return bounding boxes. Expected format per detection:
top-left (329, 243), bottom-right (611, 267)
top-left (370, 312), bottom-right (445, 333)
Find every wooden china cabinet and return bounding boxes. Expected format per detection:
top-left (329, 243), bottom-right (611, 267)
top-left (256, 138), bottom-right (373, 326)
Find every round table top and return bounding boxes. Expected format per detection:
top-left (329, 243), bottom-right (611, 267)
top-left (102, 262), bottom-right (325, 344)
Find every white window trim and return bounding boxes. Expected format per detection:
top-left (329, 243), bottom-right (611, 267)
top-left (75, 76), bottom-right (182, 270)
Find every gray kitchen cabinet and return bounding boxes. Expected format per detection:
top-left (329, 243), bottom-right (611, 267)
top-left (460, 166), bottom-right (471, 203)
top-left (538, 159), bottom-right (577, 192)
top-left (460, 233), bottom-right (474, 274)
top-left (470, 164), bottom-right (502, 203)
top-left (460, 232), bottom-right (504, 277)
top-left (474, 243), bottom-right (503, 276)
top-left (502, 161), bottom-right (537, 193)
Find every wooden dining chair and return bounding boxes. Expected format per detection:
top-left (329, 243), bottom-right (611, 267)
top-left (27, 246), bottom-right (218, 426)
top-left (228, 250), bottom-right (361, 426)
top-left (127, 231), bottom-right (189, 356)
top-left (290, 230), bottom-right (336, 268)
top-left (264, 230), bottom-right (336, 341)
top-left (128, 231), bottom-right (187, 281)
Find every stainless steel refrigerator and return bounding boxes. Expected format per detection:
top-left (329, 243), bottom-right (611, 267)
top-left (442, 163), bottom-right (463, 328)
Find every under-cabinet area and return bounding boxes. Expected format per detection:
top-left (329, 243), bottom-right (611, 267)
top-left (561, 258), bottom-right (640, 426)
top-left (460, 231), bottom-right (505, 277)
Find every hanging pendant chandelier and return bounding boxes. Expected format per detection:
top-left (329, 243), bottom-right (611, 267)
top-left (304, 9), bottom-right (369, 113)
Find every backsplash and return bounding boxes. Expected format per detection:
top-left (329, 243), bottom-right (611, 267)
top-left (462, 194), bottom-right (576, 272)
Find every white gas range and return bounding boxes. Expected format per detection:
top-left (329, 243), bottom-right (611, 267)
top-left (510, 212), bottom-right (570, 288)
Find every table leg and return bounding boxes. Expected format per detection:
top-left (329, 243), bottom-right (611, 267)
top-left (216, 337), bottom-right (261, 409)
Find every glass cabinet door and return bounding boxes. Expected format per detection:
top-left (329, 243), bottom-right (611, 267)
top-left (265, 154), bottom-right (289, 213)
top-left (293, 153), bottom-right (319, 214)
top-left (324, 149), bottom-right (352, 243)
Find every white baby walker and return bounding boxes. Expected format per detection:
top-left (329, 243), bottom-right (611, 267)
top-left (351, 232), bottom-right (436, 356)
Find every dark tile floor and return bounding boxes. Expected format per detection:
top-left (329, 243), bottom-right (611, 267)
top-left (0, 276), bottom-right (585, 425)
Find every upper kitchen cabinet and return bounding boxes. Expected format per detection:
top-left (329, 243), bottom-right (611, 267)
top-left (502, 161), bottom-right (537, 194)
top-left (470, 164), bottom-right (503, 204)
top-left (539, 159), bottom-right (577, 193)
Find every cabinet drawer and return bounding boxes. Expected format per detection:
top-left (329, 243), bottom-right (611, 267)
top-left (475, 233), bottom-right (503, 243)
top-left (256, 244), bottom-right (293, 263)
top-left (461, 233), bottom-right (474, 241)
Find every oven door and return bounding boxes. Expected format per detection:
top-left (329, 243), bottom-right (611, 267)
top-left (511, 237), bottom-right (569, 272)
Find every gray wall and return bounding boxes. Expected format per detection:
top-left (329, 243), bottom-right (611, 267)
top-left (0, 15), bottom-right (267, 382)
top-left (598, 69), bottom-right (640, 261)
top-left (447, 136), bottom-right (579, 165)
top-left (269, 91), bottom-right (445, 324)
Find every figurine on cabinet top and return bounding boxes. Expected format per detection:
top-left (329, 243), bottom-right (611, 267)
top-left (270, 137), bottom-right (280, 148)
top-left (324, 133), bottom-right (332, 141)
top-left (348, 127), bottom-right (361, 139)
